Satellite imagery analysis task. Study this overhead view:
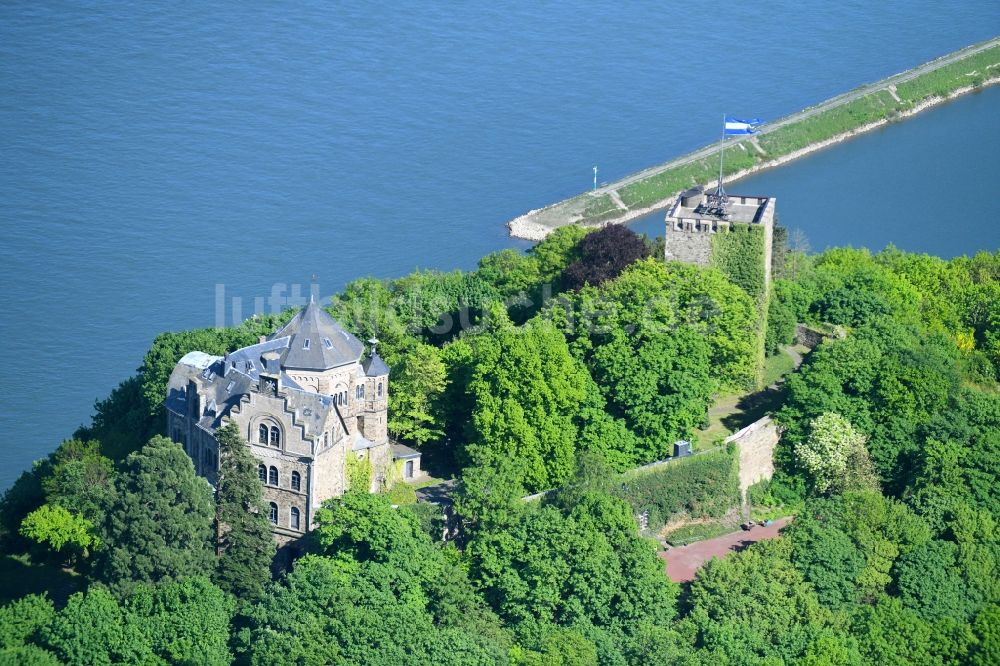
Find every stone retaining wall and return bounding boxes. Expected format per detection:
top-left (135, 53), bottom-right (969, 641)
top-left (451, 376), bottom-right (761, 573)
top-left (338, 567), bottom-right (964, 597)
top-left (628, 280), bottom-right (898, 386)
top-left (726, 415), bottom-right (781, 498)
top-left (795, 323), bottom-right (845, 349)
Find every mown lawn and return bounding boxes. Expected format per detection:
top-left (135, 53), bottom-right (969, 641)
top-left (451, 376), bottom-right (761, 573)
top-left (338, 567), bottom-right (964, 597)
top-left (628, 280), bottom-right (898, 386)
top-left (757, 90), bottom-right (902, 156)
top-left (895, 44), bottom-right (1000, 101)
top-left (663, 518), bottom-right (738, 546)
top-left (762, 347), bottom-right (798, 387)
top-left (695, 346), bottom-right (802, 446)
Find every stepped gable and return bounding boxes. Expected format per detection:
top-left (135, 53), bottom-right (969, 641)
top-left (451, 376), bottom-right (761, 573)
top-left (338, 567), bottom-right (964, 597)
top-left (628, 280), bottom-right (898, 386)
top-left (166, 345), bottom-right (344, 439)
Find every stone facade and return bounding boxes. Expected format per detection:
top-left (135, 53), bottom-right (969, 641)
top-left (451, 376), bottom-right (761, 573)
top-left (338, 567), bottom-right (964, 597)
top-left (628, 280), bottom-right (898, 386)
top-left (795, 323), bottom-right (846, 350)
top-left (391, 443), bottom-right (424, 482)
top-left (664, 225), bottom-right (714, 266)
top-left (165, 301), bottom-right (418, 545)
top-left (664, 188), bottom-right (776, 288)
top-left (725, 415), bottom-right (781, 500)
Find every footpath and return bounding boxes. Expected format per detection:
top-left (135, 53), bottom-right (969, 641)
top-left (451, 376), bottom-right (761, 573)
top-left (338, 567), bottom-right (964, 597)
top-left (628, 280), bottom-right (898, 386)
top-left (661, 517), bottom-right (792, 583)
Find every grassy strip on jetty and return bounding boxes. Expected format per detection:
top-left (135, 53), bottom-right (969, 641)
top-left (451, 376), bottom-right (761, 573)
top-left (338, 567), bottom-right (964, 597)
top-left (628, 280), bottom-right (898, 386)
top-left (508, 41), bottom-right (999, 238)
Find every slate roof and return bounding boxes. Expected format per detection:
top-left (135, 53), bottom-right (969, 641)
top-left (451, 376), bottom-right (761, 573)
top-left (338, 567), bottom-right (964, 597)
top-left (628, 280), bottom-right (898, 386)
top-left (391, 442), bottom-right (421, 460)
top-left (270, 302), bottom-right (364, 371)
top-left (165, 352), bottom-right (254, 429)
top-left (362, 350), bottom-right (390, 377)
top-left (351, 431), bottom-right (378, 451)
top-left (223, 337), bottom-right (290, 380)
top-left (166, 351), bottom-right (342, 440)
top-left (285, 388), bottom-right (338, 439)
top-left (164, 304), bottom-right (379, 443)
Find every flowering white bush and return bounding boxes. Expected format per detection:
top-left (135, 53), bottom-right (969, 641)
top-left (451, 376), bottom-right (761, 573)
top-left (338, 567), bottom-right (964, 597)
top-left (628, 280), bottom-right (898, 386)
top-left (795, 412), bottom-right (868, 493)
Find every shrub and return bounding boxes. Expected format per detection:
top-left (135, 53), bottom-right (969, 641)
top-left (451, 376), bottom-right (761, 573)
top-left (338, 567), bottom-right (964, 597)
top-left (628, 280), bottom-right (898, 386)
top-left (613, 450), bottom-right (739, 532)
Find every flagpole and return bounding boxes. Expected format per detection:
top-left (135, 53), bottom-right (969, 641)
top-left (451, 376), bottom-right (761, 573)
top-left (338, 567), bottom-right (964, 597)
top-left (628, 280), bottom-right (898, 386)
top-left (717, 113), bottom-right (726, 199)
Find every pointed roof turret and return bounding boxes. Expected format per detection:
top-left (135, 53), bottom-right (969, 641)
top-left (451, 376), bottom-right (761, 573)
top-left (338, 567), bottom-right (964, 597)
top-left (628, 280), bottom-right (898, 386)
top-left (362, 338), bottom-right (390, 377)
top-left (270, 301), bottom-right (365, 371)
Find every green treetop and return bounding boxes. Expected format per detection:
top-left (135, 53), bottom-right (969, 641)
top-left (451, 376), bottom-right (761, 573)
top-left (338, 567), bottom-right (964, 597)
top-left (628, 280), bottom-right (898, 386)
top-left (213, 422), bottom-right (275, 602)
top-left (95, 436), bottom-right (215, 596)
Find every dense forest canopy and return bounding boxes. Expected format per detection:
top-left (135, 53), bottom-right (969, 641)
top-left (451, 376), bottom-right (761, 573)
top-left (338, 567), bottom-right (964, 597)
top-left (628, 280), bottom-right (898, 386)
top-left (2, 225), bottom-right (999, 665)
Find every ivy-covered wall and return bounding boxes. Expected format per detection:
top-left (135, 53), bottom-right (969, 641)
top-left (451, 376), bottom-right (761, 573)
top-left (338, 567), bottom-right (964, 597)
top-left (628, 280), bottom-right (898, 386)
top-left (344, 452), bottom-right (373, 491)
top-left (711, 224), bottom-right (769, 386)
top-left (614, 448), bottom-right (740, 533)
top-left (710, 223), bottom-right (768, 304)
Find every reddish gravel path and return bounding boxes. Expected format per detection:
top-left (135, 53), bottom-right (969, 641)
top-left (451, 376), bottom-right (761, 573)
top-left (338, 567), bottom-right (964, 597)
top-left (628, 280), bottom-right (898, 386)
top-left (661, 518), bottom-right (792, 583)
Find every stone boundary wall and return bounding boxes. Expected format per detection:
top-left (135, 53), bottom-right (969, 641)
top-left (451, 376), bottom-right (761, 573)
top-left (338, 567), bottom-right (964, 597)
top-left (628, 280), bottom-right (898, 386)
top-left (725, 415), bottom-right (781, 498)
top-left (795, 323), bottom-right (845, 349)
top-left (519, 416), bottom-right (780, 521)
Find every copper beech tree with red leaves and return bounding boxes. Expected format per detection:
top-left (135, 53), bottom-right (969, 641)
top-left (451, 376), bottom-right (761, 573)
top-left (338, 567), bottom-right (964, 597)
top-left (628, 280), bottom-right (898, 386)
top-left (561, 225), bottom-right (651, 291)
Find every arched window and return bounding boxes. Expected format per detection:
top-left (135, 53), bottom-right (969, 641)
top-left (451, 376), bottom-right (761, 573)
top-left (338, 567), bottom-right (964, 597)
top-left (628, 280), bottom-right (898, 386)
top-left (360, 384), bottom-right (365, 399)
top-left (377, 382), bottom-right (383, 397)
top-left (268, 466), bottom-right (278, 486)
top-left (290, 506), bottom-right (300, 530)
top-left (258, 424), bottom-right (268, 445)
top-left (258, 464), bottom-right (267, 482)
top-left (268, 502), bottom-right (278, 524)
top-left (269, 426), bottom-right (280, 448)
top-left (291, 471), bottom-right (301, 491)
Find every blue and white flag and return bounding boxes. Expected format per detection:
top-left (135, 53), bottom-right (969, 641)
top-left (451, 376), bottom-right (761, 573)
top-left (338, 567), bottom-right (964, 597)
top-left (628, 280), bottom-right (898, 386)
top-left (724, 116), bottom-right (761, 135)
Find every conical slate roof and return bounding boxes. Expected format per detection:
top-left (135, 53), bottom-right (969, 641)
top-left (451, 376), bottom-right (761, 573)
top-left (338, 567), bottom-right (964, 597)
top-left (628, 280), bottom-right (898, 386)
top-left (270, 301), bottom-right (365, 370)
top-left (362, 350), bottom-right (390, 377)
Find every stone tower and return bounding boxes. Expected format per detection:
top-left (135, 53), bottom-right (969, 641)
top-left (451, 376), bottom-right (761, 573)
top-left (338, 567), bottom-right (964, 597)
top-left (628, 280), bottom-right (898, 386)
top-left (664, 185), bottom-right (775, 288)
top-left (665, 186), bottom-right (776, 389)
top-left (361, 339), bottom-right (389, 443)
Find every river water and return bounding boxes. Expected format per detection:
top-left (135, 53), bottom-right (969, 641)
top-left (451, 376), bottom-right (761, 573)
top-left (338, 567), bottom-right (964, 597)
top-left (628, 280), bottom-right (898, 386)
top-left (631, 85), bottom-right (1000, 255)
top-left (1, 3), bottom-right (998, 488)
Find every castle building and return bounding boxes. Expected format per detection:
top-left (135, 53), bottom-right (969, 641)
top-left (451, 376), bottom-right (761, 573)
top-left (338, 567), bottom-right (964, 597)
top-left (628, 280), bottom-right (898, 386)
top-left (664, 185), bottom-right (775, 287)
top-left (165, 301), bottom-right (423, 544)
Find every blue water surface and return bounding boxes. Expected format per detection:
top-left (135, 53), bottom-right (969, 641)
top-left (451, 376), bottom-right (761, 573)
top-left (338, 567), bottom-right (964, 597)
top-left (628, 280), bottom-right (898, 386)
top-left (1, 2), bottom-right (998, 487)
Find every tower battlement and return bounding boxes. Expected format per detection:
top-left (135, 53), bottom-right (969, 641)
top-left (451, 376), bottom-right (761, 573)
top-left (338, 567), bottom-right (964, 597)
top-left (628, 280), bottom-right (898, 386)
top-left (664, 187), bottom-right (775, 286)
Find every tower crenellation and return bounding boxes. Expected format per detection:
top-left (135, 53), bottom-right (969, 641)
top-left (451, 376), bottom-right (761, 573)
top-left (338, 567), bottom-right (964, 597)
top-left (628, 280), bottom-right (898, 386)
top-left (664, 186), bottom-right (775, 288)
top-left (665, 187), bottom-right (776, 389)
